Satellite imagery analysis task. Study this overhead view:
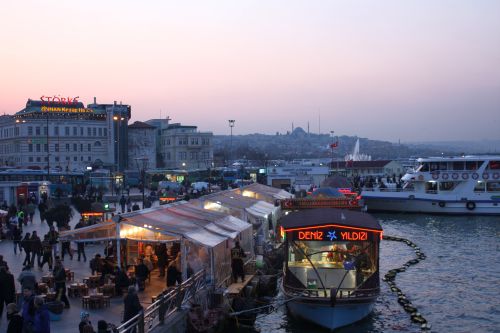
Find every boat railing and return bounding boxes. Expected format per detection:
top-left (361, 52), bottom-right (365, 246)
top-left (284, 284), bottom-right (379, 299)
top-left (362, 187), bottom-right (413, 193)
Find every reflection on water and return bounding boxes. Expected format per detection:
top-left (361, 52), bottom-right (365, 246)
top-left (255, 214), bottom-right (499, 333)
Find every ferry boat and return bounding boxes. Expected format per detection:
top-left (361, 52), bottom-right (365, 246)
top-left (280, 208), bottom-right (382, 330)
top-left (361, 155), bottom-right (500, 215)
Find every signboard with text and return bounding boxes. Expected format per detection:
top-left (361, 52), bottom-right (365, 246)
top-left (289, 227), bottom-right (378, 242)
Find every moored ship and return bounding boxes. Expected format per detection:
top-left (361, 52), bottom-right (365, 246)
top-left (361, 155), bottom-right (500, 215)
top-left (280, 208), bottom-right (382, 330)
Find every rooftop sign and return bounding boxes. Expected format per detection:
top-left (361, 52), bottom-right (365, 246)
top-left (40, 95), bottom-right (79, 104)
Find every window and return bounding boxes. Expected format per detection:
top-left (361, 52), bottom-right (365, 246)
top-left (88, 156), bottom-right (91, 161)
top-left (74, 156), bottom-right (77, 161)
top-left (81, 156), bottom-right (84, 161)
top-left (29, 157), bottom-right (33, 162)
top-left (73, 127), bottom-right (77, 136)
top-left (80, 144), bottom-right (83, 152)
top-left (474, 181), bottom-right (485, 192)
top-left (191, 138), bottom-right (199, 145)
top-left (28, 144), bottom-right (33, 152)
top-left (54, 126), bottom-right (59, 136)
top-left (36, 144), bottom-right (41, 152)
top-left (28, 127), bottom-right (33, 136)
top-left (80, 127), bottom-right (84, 136)
top-left (73, 143), bottom-right (77, 151)
top-left (202, 138), bottom-right (210, 145)
top-left (98, 128), bottom-right (102, 136)
top-left (66, 144), bottom-right (70, 152)
top-left (486, 182), bottom-right (500, 192)
top-left (93, 128), bottom-right (96, 136)
top-left (88, 144), bottom-right (91, 152)
top-left (178, 152), bottom-right (187, 160)
top-left (94, 141), bottom-right (101, 147)
top-left (65, 127), bottom-right (70, 136)
top-left (43, 127), bottom-right (48, 135)
top-left (87, 128), bottom-right (91, 136)
top-left (44, 144), bottom-right (48, 152)
top-left (55, 143), bottom-right (59, 152)
top-left (66, 156), bottom-right (70, 161)
top-left (166, 152), bottom-right (171, 160)
top-left (487, 161), bottom-right (500, 170)
top-left (104, 128), bottom-right (107, 136)
top-left (55, 156), bottom-right (59, 162)
top-left (166, 139), bottom-right (170, 145)
top-left (36, 127), bottom-right (40, 136)
top-left (36, 157), bottom-right (41, 162)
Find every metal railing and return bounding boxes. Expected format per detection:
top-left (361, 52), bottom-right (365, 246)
top-left (116, 270), bottom-right (207, 333)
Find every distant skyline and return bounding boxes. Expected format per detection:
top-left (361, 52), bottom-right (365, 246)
top-left (1, 1), bottom-right (499, 142)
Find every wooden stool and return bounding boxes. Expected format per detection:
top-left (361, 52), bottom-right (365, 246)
top-left (82, 296), bottom-right (91, 309)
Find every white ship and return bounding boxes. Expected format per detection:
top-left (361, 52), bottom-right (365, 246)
top-left (361, 155), bottom-right (500, 215)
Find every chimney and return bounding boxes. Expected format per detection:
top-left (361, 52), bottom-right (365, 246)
top-left (93, 97), bottom-right (96, 104)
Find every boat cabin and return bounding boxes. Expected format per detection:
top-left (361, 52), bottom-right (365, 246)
top-left (281, 208), bottom-right (382, 298)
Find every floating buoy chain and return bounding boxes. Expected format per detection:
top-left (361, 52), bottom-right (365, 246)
top-left (382, 235), bottom-right (430, 331)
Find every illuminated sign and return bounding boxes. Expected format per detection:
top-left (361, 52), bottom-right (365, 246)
top-left (292, 227), bottom-right (375, 242)
top-left (40, 95), bottom-right (79, 104)
top-left (281, 198), bottom-right (361, 210)
top-left (40, 106), bottom-right (93, 113)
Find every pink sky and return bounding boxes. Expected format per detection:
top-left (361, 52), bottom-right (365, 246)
top-left (1, 1), bottom-right (499, 141)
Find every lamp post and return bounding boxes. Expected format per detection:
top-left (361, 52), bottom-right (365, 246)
top-left (113, 115), bottom-right (125, 172)
top-left (228, 119), bottom-right (235, 166)
top-left (135, 157), bottom-right (149, 209)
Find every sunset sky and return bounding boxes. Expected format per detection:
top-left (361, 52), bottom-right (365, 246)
top-left (1, 1), bottom-right (499, 142)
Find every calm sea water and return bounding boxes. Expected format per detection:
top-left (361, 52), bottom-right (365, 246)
top-left (255, 214), bottom-right (500, 333)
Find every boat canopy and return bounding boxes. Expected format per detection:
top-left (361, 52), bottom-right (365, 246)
top-left (281, 208), bottom-right (382, 231)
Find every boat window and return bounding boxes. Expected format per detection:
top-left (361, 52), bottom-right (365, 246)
top-left (287, 240), bottom-right (377, 290)
top-left (487, 161), bottom-right (500, 170)
top-left (452, 162), bottom-right (464, 170)
top-left (439, 182), bottom-right (457, 191)
top-left (439, 162), bottom-right (447, 170)
top-left (474, 181), bottom-right (485, 192)
top-left (486, 181), bottom-right (500, 192)
top-left (418, 163), bottom-right (429, 172)
top-left (466, 161), bottom-right (478, 170)
top-left (425, 181), bottom-right (437, 194)
top-left (430, 163), bottom-right (439, 172)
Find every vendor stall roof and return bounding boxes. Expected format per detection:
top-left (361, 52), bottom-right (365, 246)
top-left (60, 201), bottom-right (252, 248)
top-left (280, 208), bottom-right (382, 231)
top-left (238, 183), bottom-right (292, 200)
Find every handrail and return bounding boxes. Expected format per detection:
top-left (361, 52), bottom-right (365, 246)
top-left (283, 283), bottom-right (379, 299)
top-left (115, 269), bottom-right (206, 333)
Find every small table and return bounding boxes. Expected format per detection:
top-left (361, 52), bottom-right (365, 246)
top-left (68, 283), bottom-right (89, 298)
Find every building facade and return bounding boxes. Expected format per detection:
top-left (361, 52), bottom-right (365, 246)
top-left (127, 121), bottom-right (157, 170)
top-left (266, 165), bottom-right (329, 190)
top-left (0, 97), bottom-right (130, 171)
top-left (160, 123), bottom-right (213, 170)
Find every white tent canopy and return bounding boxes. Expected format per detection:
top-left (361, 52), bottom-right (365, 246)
top-left (236, 183), bottom-right (293, 202)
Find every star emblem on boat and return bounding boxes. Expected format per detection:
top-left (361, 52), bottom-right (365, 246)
top-left (327, 231), bottom-right (337, 241)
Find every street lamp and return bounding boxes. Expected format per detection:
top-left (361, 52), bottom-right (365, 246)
top-left (113, 115), bottom-right (125, 173)
top-left (228, 119), bottom-right (235, 166)
top-left (135, 157), bottom-right (149, 209)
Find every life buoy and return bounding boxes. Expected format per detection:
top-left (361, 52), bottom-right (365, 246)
top-left (452, 173), bottom-right (459, 180)
top-left (466, 201), bottom-right (476, 211)
top-left (431, 173), bottom-right (439, 180)
top-left (462, 173), bottom-right (469, 180)
top-left (472, 173), bottom-right (479, 180)
top-left (482, 173), bottom-right (489, 180)
top-left (442, 173), bottom-right (449, 180)
top-left (438, 201), bottom-right (446, 208)
top-left (494, 173), bottom-right (500, 180)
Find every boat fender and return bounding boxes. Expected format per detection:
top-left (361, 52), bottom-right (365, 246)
top-left (472, 173), bottom-right (479, 180)
top-left (438, 201), bottom-right (446, 208)
top-left (482, 173), bottom-right (489, 180)
top-left (411, 314), bottom-right (427, 324)
top-left (442, 173), bottom-right (449, 180)
top-left (466, 201), bottom-right (476, 211)
top-left (431, 172), bottom-right (439, 180)
top-left (493, 173), bottom-right (500, 180)
top-left (452, 173), bottom-right (459, 180)
top-left (404, 305), bottom-right (417, 313)
top-left (462, 173), bottom-right (469, 180)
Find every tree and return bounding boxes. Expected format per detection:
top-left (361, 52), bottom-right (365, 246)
top-left (44, 204), bottom-right (73, 228)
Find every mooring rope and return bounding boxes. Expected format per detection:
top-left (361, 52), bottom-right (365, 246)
top-left (383, 235), bottom-right (431, 331)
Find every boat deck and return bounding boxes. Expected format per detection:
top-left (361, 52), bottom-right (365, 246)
top-left (227, 274), bottom-right (255, 295)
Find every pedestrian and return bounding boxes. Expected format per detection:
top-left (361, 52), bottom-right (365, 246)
top-left (21, 233), bottom-right (32, 267)
top-left (61, 239), bottom-right (73, 261)
top-left (12, 224), bottom-right (22, 255)
top-left (126, 197), bottom-right (132, 212)
top-left (0, 266), bottom-right (16, 319)
top-left (38, 201), bottom-right (47, 224)
top-left (119, 195), bottom-right (126, 214)
top-left (21, 287), bottom-right (35, 333)
top-left (26, 202), bottom-right (36, 224)
top-left (17, 266), bottom-right (37, 292)
top-left (231, 241), bottom-right (246, 283)
top-left (30, 231), bottom-right (42, 268)
top-left (6, 303), bottom-right (23, 333)
top-left (47, 226), bottom-right (59, 257)
top-left (134, 258), bottom-right (149, 291)
top-left (79, 311), bottom-right (95, 333)
top-left (33, 296), bottom-right (50, 333)
top-left (123, 286), bottom-right (142, 325)
top-left (166, 252), bottom-right (181, 287)
top-left (155, 243), bottom-right (167, 277)
top-left (53, 259), bottom-right (70, 309)
top-left (39, 234), bottom-right (53, 270)
top-left (89, 254), bottom-right (102, 275)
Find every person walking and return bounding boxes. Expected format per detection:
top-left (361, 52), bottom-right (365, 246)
top-left (47, 226), bottom-right (59, 258)
top-left (123, 286), bottom-right (142, 327)
top-left (0, 266), bottom-right (16, 320)
top-left (39, 235), bottom-right (53, 270)
top-left (12, 224), bottom-right (22, 255)
top-left (6, 303), bottom-right (23, 333)
top-left (231, 241), bottom-right (246, 283)
top-left (30, 231), bottom-right (42, 268)
top-left (155, 243), bottom-right (167, 277)
top-left (33, 296), bottom-right (50, 333)
top-left (17, 266), bottom-right (37, 292)
top-left (74, 220), bottom-right (87, 262)
top-left (53, 259), bottom-right (70, 309)
top-left (21, 233), bottom-right (32, 267)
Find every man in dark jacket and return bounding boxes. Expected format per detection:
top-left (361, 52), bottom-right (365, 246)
top-left (135, 258), bottom-right (149, 291)
top-left (53, 259), bottom-right (70, 308)
top-left (12, 225), bottom-right (22, 255)
top-left (21, 232), bottom-right (32, 267)
top-left (6, 302), bottom-right (23, 333)
top-left (123, 286), bottom-right (142, 323)
top-left (0, 266), bottom-right (16, 319)
top-left (155, 243), bottom-right (167, 277)
top-left (30, 231), bottom-right (42, 268)
top-left (39, 234), bottom-right (54, 270)
top-left (231, 241), bottom-right (246, 283)
top-left (75, 220), bottom-right (87, 262)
